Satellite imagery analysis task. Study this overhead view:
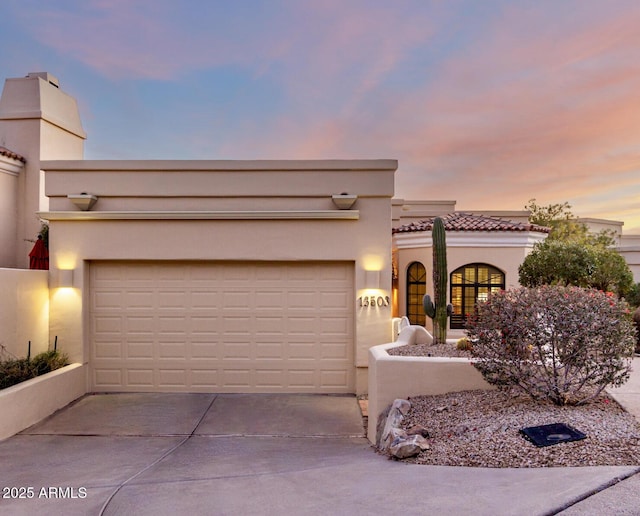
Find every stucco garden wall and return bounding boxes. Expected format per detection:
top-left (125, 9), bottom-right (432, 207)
top-left (0, 268), bottom-right (49, 359)
top-left (0, 363), bottom-right (86, 441)
top-left (367, 326), bottom-right (493, 444)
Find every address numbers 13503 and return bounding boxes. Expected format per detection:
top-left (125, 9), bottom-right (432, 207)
top-left (357, 295), bottom-right (390, 308)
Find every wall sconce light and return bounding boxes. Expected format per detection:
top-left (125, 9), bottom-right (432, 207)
top-left (68, 193), bottom-right (98, 211)
top-left (57, 269), bottom-right (74, 288)
top-left (332, 193), bottom-right (357, 210)
top-left (365, 270), bottom-right (380, 290)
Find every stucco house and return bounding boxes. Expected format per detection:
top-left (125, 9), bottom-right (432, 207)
top-left (392, 207), bottom-right (550, 339)
top-left (0, 72), bottom-right (637, 403)
top-left (0, 72), bottom-right (395, 396)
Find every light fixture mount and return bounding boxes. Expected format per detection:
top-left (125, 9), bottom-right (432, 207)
top-left (332, 193), bottom-right (357, 210)
top-left (68, 193), bottom-right (98, 211)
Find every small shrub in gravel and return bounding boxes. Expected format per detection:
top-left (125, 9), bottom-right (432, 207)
top-left (456, 337), bottom-right (472, 351)
top-left (466, 285), bottom-right (636, 406)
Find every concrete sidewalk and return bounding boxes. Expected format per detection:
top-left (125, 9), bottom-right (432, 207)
top-left (0, 389), bottom-right (638, 515)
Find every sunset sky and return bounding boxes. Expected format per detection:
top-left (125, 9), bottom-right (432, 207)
top-left (2, 1), bottom-right (639, 233)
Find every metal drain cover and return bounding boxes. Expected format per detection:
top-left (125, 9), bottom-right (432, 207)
top-left (520, 423), bottom-right (586, 447)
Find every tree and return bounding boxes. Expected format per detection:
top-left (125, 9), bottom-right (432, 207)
top-left (519, 240), bottom-right (633, 297)
top-left (525, 198), bottom-right (615, 246)
top-left (590, 248), bottom-right (634, 295)
top-left (519, 240), bottom-right (593, 288)
top-left (521, 199), bottom-right (632, 297)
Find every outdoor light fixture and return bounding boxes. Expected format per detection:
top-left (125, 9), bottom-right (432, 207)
top-left (57, 269), bottom-right (74, 288)
top-left (332, 193), bottom-right (357, 210)
top-left (365, 270), bottom-right (380, 290)
top-left (68, 193), bottom-right (98, 211)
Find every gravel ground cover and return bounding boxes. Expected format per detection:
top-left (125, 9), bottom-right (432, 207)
top-left (387, 342), bottom-right (472, 358)
top-left (385, 343), bottom-right (640, 467)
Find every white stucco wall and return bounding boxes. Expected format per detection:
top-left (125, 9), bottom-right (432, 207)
top-left (0, 164), bottom-right (20, 267)
top-left (0, 268), bottom-right (49, 359)
top-left (619, 235), bottom-right (640, 284)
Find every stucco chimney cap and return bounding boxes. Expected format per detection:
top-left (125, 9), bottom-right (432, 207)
top-left (26, 72), bottom-right (59, 88)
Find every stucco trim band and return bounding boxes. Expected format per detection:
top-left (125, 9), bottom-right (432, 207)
top-left (38, 210), bottom-right (360, 221)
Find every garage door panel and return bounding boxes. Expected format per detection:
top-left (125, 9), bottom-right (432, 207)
top-left (125, 290), bottom-right (156, 310)
top-left (158, 342), bottom-right (186, 358)
top-left (93, 315), bottom-right (122, 334)
top-left (93, 343), bottom-right (122, 359)
top-left (127, 369), bottom-right (154, 387)
top-left (159, 369), bottom-right (187, 386)
top-left (94, 369), bottom-right (123, 387)
top-left (92, 291), bottom-right (122, 311)
top-left (90, 261), bottom-right (354, 393)
top-left (157, 291), bottom-right (188, 309)
top-left (321, 370), bottom-right (350, 388)
top-left (190, 291), bottom-right (219, 309)
top-left (191, 343), bottom-right (218, 359)
top-left (255, 342), bottom-right (284, 359)
top-left (255, 291), bottom-right (285, 309)
top-left (191, 369), bottom-right (218, 387)
top-left (321, 291), bottom-right (350, 310)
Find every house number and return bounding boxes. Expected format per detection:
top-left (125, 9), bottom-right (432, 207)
top-left (358, 295), bottom-right (390, 308)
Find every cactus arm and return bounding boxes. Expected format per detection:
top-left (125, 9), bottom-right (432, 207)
top-left (423, 294), bottom-right (436, 318)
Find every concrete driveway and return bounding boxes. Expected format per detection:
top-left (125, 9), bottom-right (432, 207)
top-left (1, 393), bottom-right (639, 516)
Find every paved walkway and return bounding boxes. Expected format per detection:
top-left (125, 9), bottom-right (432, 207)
top-left (0, 358), bottom-right (639, 515)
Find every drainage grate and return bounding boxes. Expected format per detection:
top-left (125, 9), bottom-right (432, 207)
top-left (520, 423), bottom-right (587, 447)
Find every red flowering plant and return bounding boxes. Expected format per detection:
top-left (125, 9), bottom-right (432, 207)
top-left (465, 285), bottom-right (637, 406)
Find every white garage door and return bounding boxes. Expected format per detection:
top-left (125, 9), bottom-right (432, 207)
top-left (89, 261), bottom-right (355, 393)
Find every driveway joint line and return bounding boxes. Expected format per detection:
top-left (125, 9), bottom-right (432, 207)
top-left (544, 466), bottom-right (640, 515)
top-left (98, 394), bottom-right (219, 515)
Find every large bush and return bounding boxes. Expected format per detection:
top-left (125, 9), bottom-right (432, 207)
top-left (466, 286), bottom-right (636, 406)
top-left (518, 240), bottom-right (633, 297)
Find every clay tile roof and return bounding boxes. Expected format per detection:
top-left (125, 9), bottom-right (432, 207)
top-left (393, 212), bottom-right (551, 234)
top-left (0, 146), bottom-right (26, 163)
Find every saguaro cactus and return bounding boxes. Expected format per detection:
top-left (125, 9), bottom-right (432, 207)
top-left (423, 217), bottom-right (452, 344)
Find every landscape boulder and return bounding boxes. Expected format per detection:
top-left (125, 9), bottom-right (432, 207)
top-left (377, 398), bottom-right (430, 459)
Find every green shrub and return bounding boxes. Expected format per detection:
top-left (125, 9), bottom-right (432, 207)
top-left (0, 350), bottom-right (69, 390)
top-left (30, 350), bottom-right (69, 376)
top-left (626, 283), bottom-right (640, 308)
top-left (0, 359), bottom-right (34, 389)
top-left (466, 286), bottom-right (636, 406)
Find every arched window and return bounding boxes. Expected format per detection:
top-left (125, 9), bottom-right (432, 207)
top-left (406, 262), bottom-right (426, 326)
top-left (450, 263), bottom-right (505, 329)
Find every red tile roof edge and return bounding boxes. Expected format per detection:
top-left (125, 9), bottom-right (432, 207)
top-left (0, 146), bottom-right (26, 163)
top-left (393, 212), bottom-right (551, 234)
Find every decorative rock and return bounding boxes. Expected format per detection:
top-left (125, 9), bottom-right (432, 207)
top-left (378, 399), bottom-right (413, 451)
top-left (406, 425), bottom-right (430, 438)
top-left (377, 399), bottom-right (433, 459)
top-left (375, 405), bottom-right (391, 447)
top-left (390, 434), bottom-right (430, 459)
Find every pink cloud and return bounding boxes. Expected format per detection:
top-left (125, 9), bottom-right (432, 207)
top-left (13, 1), bottom-right (640, 232)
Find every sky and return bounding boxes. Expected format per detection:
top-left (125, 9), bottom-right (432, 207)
top-left (2, 0), bottom-right (640, 233)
